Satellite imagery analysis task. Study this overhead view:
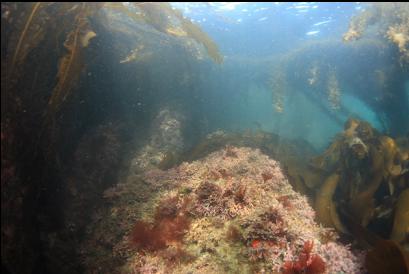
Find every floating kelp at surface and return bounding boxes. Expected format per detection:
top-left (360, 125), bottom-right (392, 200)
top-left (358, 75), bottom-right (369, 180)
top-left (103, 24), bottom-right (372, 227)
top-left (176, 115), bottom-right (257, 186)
top-left (137, 3), bottom-right (223, 63)
top-left (104, 2), bottom-right (223, 64)
top-left (266, 40), bottom-right (360, 123)
top-left (326, 69), bottom-right (341, 111)
top-left (344, 3), bottom-right (409, 64)
top-left (269, 65), bottom-right (286, 113)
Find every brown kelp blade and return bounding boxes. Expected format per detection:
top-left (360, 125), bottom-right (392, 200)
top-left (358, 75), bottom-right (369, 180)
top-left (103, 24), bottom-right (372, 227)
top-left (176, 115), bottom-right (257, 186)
top-left (47, 3), bottom-right (100, 115)
top-left (7, 2), bottom-right (49, 78)
top-left (339, 207), bottom-right (409, 274)
top-left (366, 240), bottom-right (409, 274)
top-left (10, 3), bottom-right (42, 72)
top-left (135, 2), bottom-right (223, 63)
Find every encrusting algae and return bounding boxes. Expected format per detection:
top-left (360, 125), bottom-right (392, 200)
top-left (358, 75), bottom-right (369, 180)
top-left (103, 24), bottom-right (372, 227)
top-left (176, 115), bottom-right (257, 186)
top-left (81, 147), bottom-right (365, 273)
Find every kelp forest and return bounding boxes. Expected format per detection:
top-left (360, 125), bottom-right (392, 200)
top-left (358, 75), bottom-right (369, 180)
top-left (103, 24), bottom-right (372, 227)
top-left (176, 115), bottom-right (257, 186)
top-left (1, 3), bottom-right (409, 274)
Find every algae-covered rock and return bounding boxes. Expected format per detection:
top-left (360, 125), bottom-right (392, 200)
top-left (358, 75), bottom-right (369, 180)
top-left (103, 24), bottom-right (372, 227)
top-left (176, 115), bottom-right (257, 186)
top-left (81, 147), bottom-right (365, 273)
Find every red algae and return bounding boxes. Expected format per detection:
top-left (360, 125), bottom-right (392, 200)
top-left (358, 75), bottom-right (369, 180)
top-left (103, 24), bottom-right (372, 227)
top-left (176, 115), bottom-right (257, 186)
top-left (195, 181), bottom-right (222, 201)
top-left (130, 197), bottom-right (191, 252)
top-left (251, 239), bottom-right (262, 249)
top-left (225, 145), bottom-right (238, 158)
top-left (283, 241), bottom-right (326, 274)
top-left (218, 168), bottom-right (230, 179)
top-left (158, 246), bottom-right (195, 267)
top-left (277, 195), bottom-right (293, 209)
top-left (130, 221), bottom-right (164, 251)
top-left (154, 196), bottom-right (179, 220)
top-left (225, 224), bottom-right (243, 242)
top-left (234, 185), bottom-right (247, 204)
top-left (120, 147), bottom-right (365, 273)
top-left (130, 215), bottom-right (191, 252)
top-left (261, 171), bottom-right (274, 182)
top-left (208, 170), bottom-right (221, 180)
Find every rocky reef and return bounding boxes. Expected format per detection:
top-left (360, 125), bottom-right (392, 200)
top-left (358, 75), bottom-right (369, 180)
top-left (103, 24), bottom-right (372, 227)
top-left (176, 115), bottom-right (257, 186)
top-left (80, 146), bottom-right (365, 273)
top-left (131, 106), bottom-right (186, 172)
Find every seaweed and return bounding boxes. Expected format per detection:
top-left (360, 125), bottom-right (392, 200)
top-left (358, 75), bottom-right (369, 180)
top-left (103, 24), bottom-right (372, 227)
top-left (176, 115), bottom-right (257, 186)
top-left (389, 189), bottom-right (409, 244)
top-left (225, 224), bottom-right (243, 243)
top-left (154, 196), bottom-right (180, 220)
top-left (225, 145), bottom-right (238, 158)
top-left (365, 239), bottom-right (409, 274)
top-left (245, 208), bottom-right (286, 244)
top-left (135, 3), bottom-right (223, 63)
top-left (326, 69), bottom-right (341, 110)
top-left (2, 3), bottom-right (102, 113)
top-left (103, 3), bottom-right (144, 22)
top-left (234, 185), bottom-right (247, 204)
top-left (312, 119), bottom-right (408, 241)
top-left (173, 7), bottom-right (223, 63)
top-left (130, 196), bottom-right (191, 252)
top-left (7, 3), bottom-right (48, 77)
top-left (158, 151), bottom-right (180, 170)
top-left (47, 3), bottom-right (100, 115)
top-left (277, 195), bottom-right (293, 209)
top-left (261, 171), bottom-right (274, 182)
top-left (195, 181), bottom-right (222, 201)
top-left (344, 3), bottom-right (409, 63)
top-left (158, 246), bottom-right (195, 267)
top-left (103, 3), bottom-right (223, 63)
top-left (314, 174), bottom-right (341, 229)
top-left (282, 241), bottom-right (326, 274)
top-left (269, 65), bottom-right (286, 113)
top-left (218, 168), bottom-right (231, 179)
top-left (243, 207), bottom-right (290, 263)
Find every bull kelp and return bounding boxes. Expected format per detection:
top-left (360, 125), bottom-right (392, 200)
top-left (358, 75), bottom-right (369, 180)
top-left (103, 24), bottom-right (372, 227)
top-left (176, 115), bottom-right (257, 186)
top-left (2, 2), bottom-right (409, 274)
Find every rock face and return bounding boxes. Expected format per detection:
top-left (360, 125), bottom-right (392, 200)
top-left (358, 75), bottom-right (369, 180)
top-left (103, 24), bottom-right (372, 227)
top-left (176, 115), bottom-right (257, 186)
top-left (131, 106), bottom-right (185, 172)
top-left (81, 147), bottom-right (365, 274)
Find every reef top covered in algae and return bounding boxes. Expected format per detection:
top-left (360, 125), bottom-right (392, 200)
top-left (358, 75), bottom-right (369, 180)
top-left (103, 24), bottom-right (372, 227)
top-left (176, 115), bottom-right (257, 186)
top-left (81, 147), bottom-right (365, 273)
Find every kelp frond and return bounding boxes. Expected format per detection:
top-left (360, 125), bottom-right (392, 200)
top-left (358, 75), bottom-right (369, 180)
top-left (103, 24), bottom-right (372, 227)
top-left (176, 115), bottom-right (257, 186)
top-left (6, 2), bottom-right (50, 77)
top-left (103, 2), bottom-right (223, 63)
top-left (5, 1), bottom-right (222, 119)
top-left (173, 8), bottom-right (224, 64)
top-left (103, 2), bottom-right (144, 22)
top-left (131, 2), bottom-right (223, 63)
top-left (47, 3), bottom-right (100, 115)
top-left (10, 3), bottom-right (41, 72)
top-left (343, 3), bottom-right (409, 63)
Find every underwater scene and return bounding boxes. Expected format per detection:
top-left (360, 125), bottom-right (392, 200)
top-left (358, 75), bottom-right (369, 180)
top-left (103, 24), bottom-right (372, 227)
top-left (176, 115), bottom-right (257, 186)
top-left (1, 2), bottom-right (409, 274)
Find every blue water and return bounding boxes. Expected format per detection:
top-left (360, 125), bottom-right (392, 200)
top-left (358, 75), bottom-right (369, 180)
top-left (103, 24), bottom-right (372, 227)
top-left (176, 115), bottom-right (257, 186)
top-left (169, 2), bottom-right (401, 150)
top-left (172, 2), bottom-right (362, 57)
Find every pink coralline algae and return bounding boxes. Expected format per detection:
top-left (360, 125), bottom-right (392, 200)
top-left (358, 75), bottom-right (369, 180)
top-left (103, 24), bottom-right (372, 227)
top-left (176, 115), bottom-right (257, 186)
top-left (319, 242), bottom-right (366, 274)
top-left (112, 147), bottom-right (365, 273)
top-left (283, 240), bottom-right (325, 274)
